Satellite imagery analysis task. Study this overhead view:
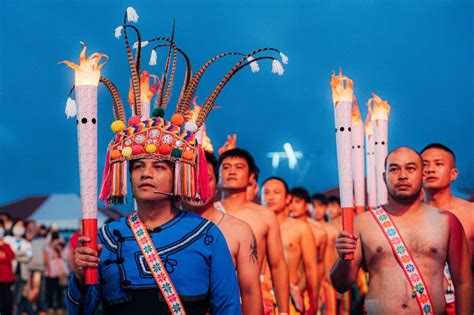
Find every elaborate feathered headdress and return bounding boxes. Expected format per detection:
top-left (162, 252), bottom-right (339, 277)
top-left (67, 7), bottom-right (288, 205)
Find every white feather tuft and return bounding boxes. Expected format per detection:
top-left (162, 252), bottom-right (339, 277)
top-left (126, 7), bottom-right (139, 23)
top-left (184, 121), bottom-right (198, 133)
top-left (65, 97), bottom-right (77, 118)
top-left (149, 49), bottom-right (157, 66)
top-left (271, 59), bottom-right (285, 76)
top-left (132, 41), bottom-right (148, 49)
top-left (280, 52), bottom-right (289, 64)
top-left (114, 26), bottom-right (123, 39)
top-left (247, 56), bottom-right (260, 73)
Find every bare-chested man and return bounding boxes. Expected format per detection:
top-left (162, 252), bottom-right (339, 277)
top-left (184, 152), bottom-right (263, 315)
top-left (262, 178), bottom-right (318, 314)
top-left (288, 188), bottom-right (327, 297)
top-left (421, 143), bottom-right (473, 264)
top-left (217, 148), bottom-right (289, 314)
top-left (331, 146), bottom-right (472, 314)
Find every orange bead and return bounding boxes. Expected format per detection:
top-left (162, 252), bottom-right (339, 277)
top-left (170, 113), bottom-right (185, 126)
top-left (110, 149), bottom-right (122, 160)
top-left (182, 150), bottom-right (194, 160)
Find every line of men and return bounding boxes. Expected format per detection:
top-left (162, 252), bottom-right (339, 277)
top-left (71, 142), bottom-right (472, 314)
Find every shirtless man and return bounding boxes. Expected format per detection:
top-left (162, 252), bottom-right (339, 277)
top-left (331, 146), bottom-right (472, 314)
top-left (185, 152), bottom-right (263, 315)
top-left (314, 195), bottom-right (342, 314)
top-left (421, 143), bottom-right (473, 264)
top-left (262, 178), bottom-right (318, 314)
top-left (217, 148), bottom-right (289, 314)
top-left (288, 188), bottom-right (326, 296)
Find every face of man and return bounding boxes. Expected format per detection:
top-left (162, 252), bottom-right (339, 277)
top-left (131, 159), bottom-right (174, 202)
top-left (327, 201), bottom-right (341, 220)
top-left (262, 179), bottom-right (289, 214)
top-left (312, 200), bottom-right (327, 221)
top-left (184, 162), bottom-right (217, 211)
top-left (288, 196), bottom-right (308, 218)
top-left (422, 148), bottom-right (457, 191)
top-left (246, 178), bottom-right (259, 202)
top-left (219, 157), bottom-right (252, 191)
top-left (384, 148), bottom-right (423, 204)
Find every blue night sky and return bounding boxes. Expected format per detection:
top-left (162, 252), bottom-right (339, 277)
top-left (0, 0), bottom-right (472, 208)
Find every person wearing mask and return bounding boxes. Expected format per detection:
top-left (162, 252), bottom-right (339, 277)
top-left (4, 219), bottom-right (33, 314)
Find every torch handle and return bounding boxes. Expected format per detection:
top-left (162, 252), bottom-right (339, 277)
top-left (342, 207), bottom-right (355, 261)
top-left (82, 218), bottom-right (98, 285)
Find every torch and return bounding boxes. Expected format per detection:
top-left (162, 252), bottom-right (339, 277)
top-left (351, 97), bottom-right (365, 214)
top-left (128, 71), bottom-right (159, 119)
top-left (364, 113), bottom-right (377, 211)
top-left (330, 70), bottom-right (355, 260)
top-left (60, 42), bottom-right (108, 284)
top-left (368, 93), bottom-right (391, 206)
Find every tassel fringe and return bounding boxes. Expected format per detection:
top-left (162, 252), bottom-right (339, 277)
top-left (149, 49), bottom-right (157, 66)
top-left (272, 59), bottom-right (285, 76)
top-left (126, 7), bottom-right (139, 23)
top-left (65, 97), bottom-right (77, 118)
top-left (114, 26), bottom-right (123, 39)
top-left (247, 56), bottom-right (260, 73)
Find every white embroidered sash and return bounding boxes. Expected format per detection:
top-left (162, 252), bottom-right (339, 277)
top-left (369, 206), bottom-right (435, 314)
top-left (128, 212), bottom-right (186, 315)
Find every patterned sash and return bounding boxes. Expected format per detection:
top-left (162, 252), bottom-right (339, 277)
top-left (369, 206), bottom-right (435, 315)
top-left (128, 212), bottom-right (186, 315)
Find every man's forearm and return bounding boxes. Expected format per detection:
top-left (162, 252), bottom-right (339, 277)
top-left (329, 258), bottom-right (358, 293)
top-left (270, 261), bottom-right (289, 312)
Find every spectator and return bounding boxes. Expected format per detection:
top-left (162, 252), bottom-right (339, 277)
top-left (0, 213), bottom-right (14, 236)
top-left (24, 220), bottom-right (37, 242)
top-left (4, 219), bottom-right (32, 315)
top-left (0, 221), bottom-right (15, 315)
top-left (28, 223), bottom-right (48, 315)
top-left (44, 231), bottom-right (68, 313)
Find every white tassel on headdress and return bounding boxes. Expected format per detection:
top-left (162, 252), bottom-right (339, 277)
top-left (280, 52), bottom-right (289, 65)
top-left (247, 56), bottom-right (260, 73)
top-left (149, 49), bottom-right (157, 66)
top-left (132, 40), bottom-right (149, 49)
top-left (114, 26), bottom-right (123, 39)
top-left (126, 7), bottom-right (139, 23)
top-left (272, 59), bottom-right (285, 76)
top-left (65, 97), bottom-right (77, 118)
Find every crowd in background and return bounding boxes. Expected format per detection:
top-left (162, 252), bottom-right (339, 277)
top-left (0, 213), bottom-right (84, 315)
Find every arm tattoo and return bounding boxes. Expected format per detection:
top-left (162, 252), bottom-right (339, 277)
top-left (249, 232), bottom-right (258, 264)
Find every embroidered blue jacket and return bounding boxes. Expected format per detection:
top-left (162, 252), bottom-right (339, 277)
top-left (66, 210), bottom-right (241, 314)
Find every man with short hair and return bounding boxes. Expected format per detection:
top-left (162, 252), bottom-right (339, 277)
top-left (217, 148), bottom-right (289, 314)
top-left (262, 178), bottom-right (318, 314)
top-left (184, 152), bottom-right (263, 315)
top-left (331, 146), bottom-right (472, 314)
top-left (421, 143), bottom-right (473, 264)
top-left (311, 194), bottom-right (329, 223)
top-left (421, 143), bottom-right (474, 312)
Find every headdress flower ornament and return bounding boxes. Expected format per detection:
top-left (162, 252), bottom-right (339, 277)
top-left (66, 7), bottom-right (289, 205)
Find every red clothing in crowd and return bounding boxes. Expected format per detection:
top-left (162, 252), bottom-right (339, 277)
top-left (0, 242), bottom-right (15, 282)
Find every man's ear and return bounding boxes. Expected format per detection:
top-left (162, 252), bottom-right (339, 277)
top-left (383, 171), bottom-right (387, 186)
top-left (450, 167), bottom-right (458, 182)
top-left (285, 194), bottom-right (292, 205)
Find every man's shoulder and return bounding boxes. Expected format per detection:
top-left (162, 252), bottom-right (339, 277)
top-left (222, 213), bottom-right (252, 232)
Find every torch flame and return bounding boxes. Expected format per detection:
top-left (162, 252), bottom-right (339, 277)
top-left (368, 93), bottom-right (391, 121)
top-left (330, 68), bottom-right (354, 105)
top-left (185, 97), bottom-right (215, 153)
top-left (352, 96), bottom-right (363, 126)
top-left (59, 42), bottom-right (108, 87)
top-left (128, 71), bottom-right (161, 104)
top-left (364, 113), bottom-right (373, 136)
